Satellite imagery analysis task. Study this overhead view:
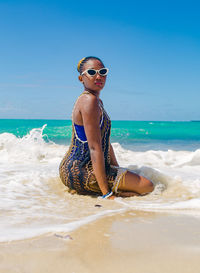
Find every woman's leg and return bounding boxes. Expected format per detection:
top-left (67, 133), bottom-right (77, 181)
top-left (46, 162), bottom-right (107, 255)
top-left (117, 191), bottom-right (140, 197)
top-left (118, 171), bottom-right (154, 195)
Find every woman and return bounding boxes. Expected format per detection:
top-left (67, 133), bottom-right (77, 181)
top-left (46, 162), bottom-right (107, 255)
top-left (59, 56), bottom-right (154, 199)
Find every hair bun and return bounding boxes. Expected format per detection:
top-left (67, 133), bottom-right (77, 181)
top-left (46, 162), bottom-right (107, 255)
top-left (77, 57), bottom-right (86, 72)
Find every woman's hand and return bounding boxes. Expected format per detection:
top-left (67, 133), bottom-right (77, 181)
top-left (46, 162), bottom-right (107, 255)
top-left (108, 195), bottom-right (115, 200)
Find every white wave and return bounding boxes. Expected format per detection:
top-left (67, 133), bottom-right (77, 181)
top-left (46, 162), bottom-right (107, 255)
top-left (115, 198), bottom-right (200, 215)
top-left (0, 208), bottom-right (126, 242)
top-left (0, 125), bottom-right (66, 164)
top-left (112, 142), bottom-right (200, 168)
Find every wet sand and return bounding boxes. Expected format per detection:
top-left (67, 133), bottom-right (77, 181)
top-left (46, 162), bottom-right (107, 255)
top-left (0, 211), bottom-right (200, 273)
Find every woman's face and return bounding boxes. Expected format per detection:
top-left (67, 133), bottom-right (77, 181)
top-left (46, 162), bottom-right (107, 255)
top-left (79, 59), bottom-right (107, 92)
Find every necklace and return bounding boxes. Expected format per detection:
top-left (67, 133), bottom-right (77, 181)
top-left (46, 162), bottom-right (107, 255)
top-left (82, 90), bottom-right (100, 98)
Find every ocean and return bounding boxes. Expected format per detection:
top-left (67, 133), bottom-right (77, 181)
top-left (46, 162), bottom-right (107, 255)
top-left (0, 119), bottom-right (200, 242)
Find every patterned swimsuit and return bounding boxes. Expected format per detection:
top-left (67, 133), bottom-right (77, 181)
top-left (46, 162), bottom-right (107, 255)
top-left (59, 92), bottom-right (127, 196)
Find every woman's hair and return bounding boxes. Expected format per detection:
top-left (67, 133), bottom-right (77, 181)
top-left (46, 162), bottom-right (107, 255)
top-left (77, 56), bottom-right (104, 74)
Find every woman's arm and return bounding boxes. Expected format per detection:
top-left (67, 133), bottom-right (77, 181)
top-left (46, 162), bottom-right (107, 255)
top-left (81, 95), bottom-right (110, 195)
top-left (109, 143), bottom-right (119, 167)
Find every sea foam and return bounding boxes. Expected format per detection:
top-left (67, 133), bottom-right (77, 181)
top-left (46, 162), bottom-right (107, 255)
top-left (0, 126), bottom-right (200, 242)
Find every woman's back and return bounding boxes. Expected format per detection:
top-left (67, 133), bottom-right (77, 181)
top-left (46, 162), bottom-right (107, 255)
top-left (59, 91), bottom-right (113, 195)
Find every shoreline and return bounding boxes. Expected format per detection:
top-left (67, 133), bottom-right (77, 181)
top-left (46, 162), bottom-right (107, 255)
top-left (1, 211), bottom-right (200, 273)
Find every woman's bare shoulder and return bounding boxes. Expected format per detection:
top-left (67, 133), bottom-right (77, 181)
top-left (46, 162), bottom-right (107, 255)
top-left (79, 92), bottom-right (98, 103)
top-left (78, 93), bottom-right (100, 113)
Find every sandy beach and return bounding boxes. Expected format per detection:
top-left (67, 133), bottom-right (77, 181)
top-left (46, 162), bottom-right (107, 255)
top-left (1, 211), bottom-right (200, 273)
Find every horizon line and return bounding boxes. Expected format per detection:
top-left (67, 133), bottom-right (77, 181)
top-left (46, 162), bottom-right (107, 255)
top-left (0, 118), bottom-right (197, 122)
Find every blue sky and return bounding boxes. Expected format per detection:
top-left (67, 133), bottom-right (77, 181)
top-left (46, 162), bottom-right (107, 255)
top-left (0, 0), bottom-right (200, 120)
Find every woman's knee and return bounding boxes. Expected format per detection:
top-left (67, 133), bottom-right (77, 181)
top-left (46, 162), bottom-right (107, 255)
top-left (139, 176), bottom-right (154, 194)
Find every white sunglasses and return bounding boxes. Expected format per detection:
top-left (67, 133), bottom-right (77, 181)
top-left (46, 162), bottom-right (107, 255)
top-left (81, 68), bottom-right (109, 77)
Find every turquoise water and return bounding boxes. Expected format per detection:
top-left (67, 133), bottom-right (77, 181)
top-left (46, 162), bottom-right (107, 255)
top-left (0, 119), bottom-right (200, 151)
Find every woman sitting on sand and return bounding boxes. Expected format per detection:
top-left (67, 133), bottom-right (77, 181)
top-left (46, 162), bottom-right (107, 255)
top-left (59, 56), bottom-right (154, 199)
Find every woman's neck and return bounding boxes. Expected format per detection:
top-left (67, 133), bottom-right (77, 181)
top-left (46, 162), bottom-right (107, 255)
top-left (83, 88), bottom-right (100, 98)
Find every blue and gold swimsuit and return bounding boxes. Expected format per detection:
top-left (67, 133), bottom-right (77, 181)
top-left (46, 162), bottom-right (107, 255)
top-left (59, 91), bottom-right (127, 196)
